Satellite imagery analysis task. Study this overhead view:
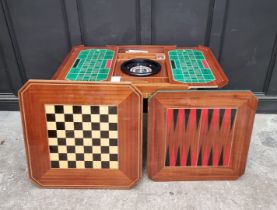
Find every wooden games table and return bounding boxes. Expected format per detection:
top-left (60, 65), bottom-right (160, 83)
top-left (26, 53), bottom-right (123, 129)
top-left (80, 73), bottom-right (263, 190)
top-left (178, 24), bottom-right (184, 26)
top-left (19, 45), bottom-right (257, 188)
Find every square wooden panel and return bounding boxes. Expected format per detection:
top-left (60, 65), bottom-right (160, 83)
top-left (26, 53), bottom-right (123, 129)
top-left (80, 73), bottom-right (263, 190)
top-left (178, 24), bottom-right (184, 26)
top-left (148, 91), bottom-right (257, 181)
top-left (19, 80), bottom-right (143, 188)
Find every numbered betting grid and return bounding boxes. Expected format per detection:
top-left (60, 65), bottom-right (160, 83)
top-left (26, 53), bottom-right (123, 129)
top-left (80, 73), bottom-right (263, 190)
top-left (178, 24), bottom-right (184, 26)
top-left (66, 49), bottom-right (114, 81)
top-left (169, 49), bottom-right (215, 83)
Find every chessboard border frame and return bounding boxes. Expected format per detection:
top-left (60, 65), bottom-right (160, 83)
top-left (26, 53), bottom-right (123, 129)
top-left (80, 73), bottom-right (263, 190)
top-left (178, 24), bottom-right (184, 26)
top-left (147, 90), bottom-right (257, 181)
top-left (19, 80), bottom-right (143, 189)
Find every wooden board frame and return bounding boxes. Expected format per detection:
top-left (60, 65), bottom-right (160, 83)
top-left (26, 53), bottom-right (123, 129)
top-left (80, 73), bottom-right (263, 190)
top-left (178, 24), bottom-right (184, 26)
top-left (19, 80), bottom-right (143, 188)
top-left (165, 45), bottom-right (229, 88)
top-left (147, 90), bottom-right (257, 181)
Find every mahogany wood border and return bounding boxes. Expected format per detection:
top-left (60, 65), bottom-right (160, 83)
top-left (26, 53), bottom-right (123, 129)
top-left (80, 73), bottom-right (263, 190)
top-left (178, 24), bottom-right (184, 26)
top-left (19, 80), bottom-right (143, 188)
top-left (147, 90), bottom-right (257, 181)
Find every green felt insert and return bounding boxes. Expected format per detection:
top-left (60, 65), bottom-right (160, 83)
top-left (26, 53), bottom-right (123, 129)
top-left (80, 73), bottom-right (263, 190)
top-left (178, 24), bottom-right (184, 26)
top-left (66, 49), bottom-right (114, 81)
top-left (168, 49), bottom-right (215, 83)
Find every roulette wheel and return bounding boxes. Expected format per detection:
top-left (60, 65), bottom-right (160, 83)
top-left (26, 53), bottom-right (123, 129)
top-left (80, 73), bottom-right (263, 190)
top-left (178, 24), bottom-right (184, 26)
top-left (121, 58), bottom-right (161, 77)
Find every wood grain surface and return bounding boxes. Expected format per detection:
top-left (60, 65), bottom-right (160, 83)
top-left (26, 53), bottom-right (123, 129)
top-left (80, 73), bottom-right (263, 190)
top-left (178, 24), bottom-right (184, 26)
top-left (19, 80), bottom-right (143, 188)
top-left (148, 90), bottom-right (257, 181)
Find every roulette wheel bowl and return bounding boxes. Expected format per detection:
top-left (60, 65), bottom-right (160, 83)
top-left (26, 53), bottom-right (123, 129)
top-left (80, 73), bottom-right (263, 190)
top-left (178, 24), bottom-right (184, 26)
top-left (121, 58), bottom-right (161, 77)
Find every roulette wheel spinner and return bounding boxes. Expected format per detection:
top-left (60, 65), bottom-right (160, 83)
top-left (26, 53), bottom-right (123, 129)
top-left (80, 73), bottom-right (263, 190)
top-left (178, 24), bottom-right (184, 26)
top-left (120, 58), bottom-right (161, 77)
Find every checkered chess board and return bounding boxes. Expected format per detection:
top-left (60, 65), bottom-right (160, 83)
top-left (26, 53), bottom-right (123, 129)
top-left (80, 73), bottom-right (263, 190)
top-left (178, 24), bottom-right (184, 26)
top-left (45, 104), bottom-right (119, 169)
top-left (65, 49), bottom-right (114, 81)
top-left (168, 49), bottom-right (215, 83)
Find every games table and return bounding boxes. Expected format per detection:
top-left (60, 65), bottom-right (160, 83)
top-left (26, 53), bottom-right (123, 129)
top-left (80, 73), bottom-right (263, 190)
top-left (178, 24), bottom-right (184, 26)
top-left (19, 45), bottom-right (257, 188)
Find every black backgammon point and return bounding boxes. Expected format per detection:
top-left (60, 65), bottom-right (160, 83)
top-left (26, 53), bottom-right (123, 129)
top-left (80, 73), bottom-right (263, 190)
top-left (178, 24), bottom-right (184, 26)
top-left (121, 58), bottom-right (161, 77)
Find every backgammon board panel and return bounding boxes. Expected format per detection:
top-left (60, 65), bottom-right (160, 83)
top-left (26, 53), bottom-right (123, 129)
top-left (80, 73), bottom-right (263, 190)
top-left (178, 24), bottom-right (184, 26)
top-left (147, 90), bottom-right (257, 181)
top-left (19, 80), bottom-right (142, 188)
top-left (165, 108), bottom-right (236, 167)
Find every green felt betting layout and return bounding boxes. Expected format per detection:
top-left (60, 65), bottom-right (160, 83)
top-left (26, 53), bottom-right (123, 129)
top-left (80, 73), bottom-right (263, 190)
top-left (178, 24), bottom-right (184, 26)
top-left (168, 49), bottom-right (215, 83)
top-left (66, 49), bottom-right (114, 81)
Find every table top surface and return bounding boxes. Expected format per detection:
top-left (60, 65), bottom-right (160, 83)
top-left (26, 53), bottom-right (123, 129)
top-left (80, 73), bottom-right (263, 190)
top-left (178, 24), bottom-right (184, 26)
top-left (65, 48), bottom-right (216, 84)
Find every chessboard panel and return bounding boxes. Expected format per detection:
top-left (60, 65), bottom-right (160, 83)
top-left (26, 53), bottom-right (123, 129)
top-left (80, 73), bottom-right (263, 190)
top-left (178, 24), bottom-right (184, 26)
top-left (19, 81), bottom-right (143, 188)
top-left (45, 104), bottom-right (119, 169)
top-left (65, 49), bottom-right (115, 81)
top-left (168, 49), bottom-right (215, 83)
